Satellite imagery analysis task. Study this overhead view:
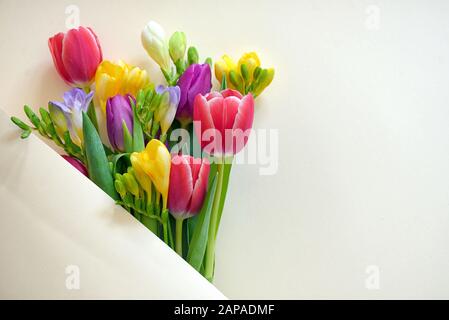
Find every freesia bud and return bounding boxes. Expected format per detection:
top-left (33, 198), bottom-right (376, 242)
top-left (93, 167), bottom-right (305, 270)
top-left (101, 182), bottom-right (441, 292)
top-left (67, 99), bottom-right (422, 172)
top-left (141, 21), bottom-right (171, 72)
top-left (176, 63), bottom-right (212, 126)
top-left (169, 31), bottom-right (186, 63)
top-left (114, 175), bottom-right (127, 199)
top-left (106, 94), bottom-right (135, 152)
top-left (130, 139), bottom-right (171, 208)
top-left (252, 68), bottom-right (275, 97)
top-left (229, 70), bottom-right (244, 93)
top-left (154, 85), bottom-right (180, 135)
top-left (123, 172), bottom-right (140, 198)
top-left (187, 46), bottom-right (199, 65)
top-left (194, 89), bottom-right (254, 156)
top-left (168, 155), bottom-right (210, 219)
top-left (61, 155), bottom-right (88, 177)
top-left (48, 26), bottom-right (102, 87)
top-left (49, 88), bottom-right (94, 146)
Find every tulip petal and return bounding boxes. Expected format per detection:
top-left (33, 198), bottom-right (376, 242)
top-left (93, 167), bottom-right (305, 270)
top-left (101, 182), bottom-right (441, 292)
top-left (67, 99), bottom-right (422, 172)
top-left (48, 32), bottom-right (73, 85)
top-left (62, 27), bottom-right (102, 86)
top-left (168, 155), bottom-right (194, 215)
top-left (188, 158), bottom-right (210, 214)
top-left (232, 94), bottom-right (254, 154)
top-left (194, 94), bottom-right (215, 152)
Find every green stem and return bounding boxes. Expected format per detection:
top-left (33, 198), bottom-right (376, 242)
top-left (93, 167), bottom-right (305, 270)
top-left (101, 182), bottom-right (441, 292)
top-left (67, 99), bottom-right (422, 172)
top-left (162, 208), bottom-right (169, 245)
top-left (175, 218), bottom-right (183, 256)
top-left (204, 161), bottom-right (225, 282)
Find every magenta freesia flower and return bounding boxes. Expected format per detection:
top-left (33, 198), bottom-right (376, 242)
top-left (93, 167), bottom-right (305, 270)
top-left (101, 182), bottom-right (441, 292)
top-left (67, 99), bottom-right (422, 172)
top-left (176, 63), bottom-right (212, 126)
top-left (106, 94), bottom-right (135, 152)
top-left (168, 155), bottom-right (210, 219)
top-left (61, 155), bottom-right (88, 177)
top-left (193, 89), bottom-right (254, 156)
top-left (48, 26), bottom-right (102, 87)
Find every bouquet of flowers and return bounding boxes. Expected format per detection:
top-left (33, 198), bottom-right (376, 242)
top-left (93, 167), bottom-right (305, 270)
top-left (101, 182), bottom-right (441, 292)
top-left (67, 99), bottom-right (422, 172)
top-left (10, 21), bottom-right (274, 282)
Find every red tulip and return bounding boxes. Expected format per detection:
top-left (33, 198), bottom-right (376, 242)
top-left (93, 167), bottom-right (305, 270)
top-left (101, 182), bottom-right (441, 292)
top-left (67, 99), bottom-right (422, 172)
top-left (48, 26), bottom-right (102, 87)
top-left (168, 155), bottom-right (210, 219)
top-left (61, 155), bottom-right (88, 177)
top-left (193, 89), bottom-right (254, 156)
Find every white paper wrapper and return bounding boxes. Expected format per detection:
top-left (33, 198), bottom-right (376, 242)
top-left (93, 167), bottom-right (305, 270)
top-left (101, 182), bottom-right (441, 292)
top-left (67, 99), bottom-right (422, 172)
top-left (0, 109), bottom-right (225, 299)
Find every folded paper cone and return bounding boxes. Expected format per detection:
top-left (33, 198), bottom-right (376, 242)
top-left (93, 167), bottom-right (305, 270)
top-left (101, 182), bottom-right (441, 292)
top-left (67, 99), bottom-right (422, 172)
top-left (0, 109), bottom-right (225, 299)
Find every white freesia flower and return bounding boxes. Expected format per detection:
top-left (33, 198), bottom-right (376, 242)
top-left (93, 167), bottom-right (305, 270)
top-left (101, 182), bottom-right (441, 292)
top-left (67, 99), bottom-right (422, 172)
top-left (141, 21), bottom-right (171, 72)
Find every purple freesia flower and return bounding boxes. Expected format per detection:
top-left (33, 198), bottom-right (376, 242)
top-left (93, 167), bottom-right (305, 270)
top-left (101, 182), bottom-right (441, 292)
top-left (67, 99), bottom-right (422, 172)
top-left (106, 94), bottom-right (134, 152)
top-left (155, 85), bottom-right (180, 135)
top-left (176, 63), bottom-right (211, 126)
top-left (48, 88), bottom-right (94, 146)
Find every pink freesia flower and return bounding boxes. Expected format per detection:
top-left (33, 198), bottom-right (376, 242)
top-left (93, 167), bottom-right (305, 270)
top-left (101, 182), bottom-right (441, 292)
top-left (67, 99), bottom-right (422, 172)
top-left (48, 26), bottom-right (102, 87)
top-left (193, 89), bottom-right (254, 156)
top-left (168, 155), bottom-right (210, 219)
top-left (61, 155), bottom-right (88, 177)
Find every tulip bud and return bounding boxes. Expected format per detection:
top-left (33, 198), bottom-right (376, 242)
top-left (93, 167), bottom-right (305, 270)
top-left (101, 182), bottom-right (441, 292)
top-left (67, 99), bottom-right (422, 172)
top-left (194, 89), bottom-right (254, 156)
top-left (176, 63), bottom-right (211, 125)
top-left (168, 155), bottom-right (210, 219)
top-left (48, 26), bottom-right (103, 87)
top-left (141, 21), bottom-right (171, 72)
top-left (169, 31), bottom-right (187, 63)
top-left (106, 94), bottom-right (135, 152)
top-left (187, 46), bottom-right (199, 65)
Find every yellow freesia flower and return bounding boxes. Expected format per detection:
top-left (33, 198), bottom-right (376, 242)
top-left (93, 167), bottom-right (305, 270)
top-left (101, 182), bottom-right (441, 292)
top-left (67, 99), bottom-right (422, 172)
top-left (253, 68), bottom-right (275, 97)
top-left (214, 52), bottom-right (274, 97)
top-left (238, 52), bottom-right (261, 83)
top-left (214, 54), bottom-right (238, 89)
top-left (94, 60), bottom-right (150, 112)
top-left (130, 139), bottom-right (171, 209)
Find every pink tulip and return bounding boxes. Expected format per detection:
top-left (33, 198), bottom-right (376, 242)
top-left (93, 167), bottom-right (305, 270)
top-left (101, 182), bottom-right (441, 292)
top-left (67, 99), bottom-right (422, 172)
top-left (61, 155), bottom-right (88, 177)
top-left (168, 155), bottom-right (210, 219)
top-left (48, 26), bottom-right (102, 87)
top-left (193, 89), bottom-right (254, 156)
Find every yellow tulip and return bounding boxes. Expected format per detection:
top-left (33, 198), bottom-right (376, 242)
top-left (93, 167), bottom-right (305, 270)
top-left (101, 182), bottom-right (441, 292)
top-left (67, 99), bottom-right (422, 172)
top-left (94, 60), bottom-right (150, 112)
top-left (130, 139), bottom-right (171, 209)
top-left (238, 52), bottom-right (261, 83)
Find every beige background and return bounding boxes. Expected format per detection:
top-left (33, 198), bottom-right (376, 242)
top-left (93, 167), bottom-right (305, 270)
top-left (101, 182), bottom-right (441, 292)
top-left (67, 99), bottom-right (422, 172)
top-left (1, 0), bottom-right (449, 298)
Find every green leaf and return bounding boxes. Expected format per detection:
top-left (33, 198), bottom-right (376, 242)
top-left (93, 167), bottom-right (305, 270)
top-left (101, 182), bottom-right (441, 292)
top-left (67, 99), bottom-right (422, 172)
top-left (87, 101), bottom-right (99, 132)
top-left (82, 112), bottom-right (118, 200)
top-left (221, 74), bottom-right (227, 90)
top-left (187, 173), bottom-right (218, 271)
top-left (110, 152), bottom-right (130, 176)
top-left (123, 120), bottom-right (133, 153)
top-left (131, 101), bottom-right (144, 152)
